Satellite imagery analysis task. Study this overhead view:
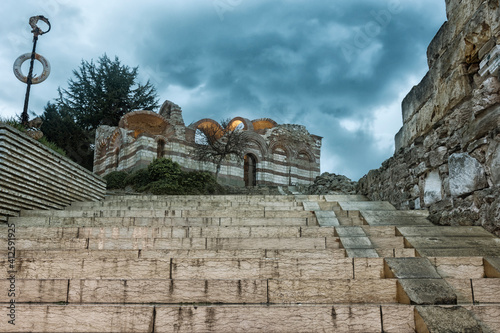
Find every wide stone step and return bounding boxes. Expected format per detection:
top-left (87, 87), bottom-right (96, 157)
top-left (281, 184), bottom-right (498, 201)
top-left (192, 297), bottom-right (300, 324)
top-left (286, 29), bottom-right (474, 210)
top-left (0, 304), bottom-right (417, 333)
top-left (8, 216), bottom-right (314, 227)
top-left (1, 226), bottom-right (335, 239)
top-left (154, 305), bottom-right (409, 333)
top-left (0, 248), bottom-right (348, 260)
top-left (396, 226), bottom-right (496, 238)
top-left (0, 304), bottom-right (154, 333)
top-left (0, 237), bottom-right (333, 251)
top-left (1, 258), bottom-right (385, 280)
top-left (360, 210), bottom-right (432, 226)
top-left (70, 200), bottom-right (301, 210)
top-left (89, 237), bottom-right (331, 251)
top-left (338, 201), bottom-right (397, 211)
top-left (0, 278), bottom-right (398, 305)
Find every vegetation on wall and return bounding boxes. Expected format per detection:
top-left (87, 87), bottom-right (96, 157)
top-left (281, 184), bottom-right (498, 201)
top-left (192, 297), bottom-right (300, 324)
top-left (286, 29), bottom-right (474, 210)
top-left (0, 117), bottom-right (66, 157)
top-left (104, 158), bottom-right (225, 195)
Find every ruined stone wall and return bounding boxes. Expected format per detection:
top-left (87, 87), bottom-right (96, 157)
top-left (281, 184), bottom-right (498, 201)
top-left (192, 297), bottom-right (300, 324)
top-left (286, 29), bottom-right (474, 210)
top-left (358, 0), bottom-right (500, 235)
top-left (94, 102), bottom-right (322, 187)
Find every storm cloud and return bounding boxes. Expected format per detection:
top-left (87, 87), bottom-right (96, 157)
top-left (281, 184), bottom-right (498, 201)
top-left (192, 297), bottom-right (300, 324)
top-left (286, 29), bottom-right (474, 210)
top-left (0, 0), bottom-right (446, 180)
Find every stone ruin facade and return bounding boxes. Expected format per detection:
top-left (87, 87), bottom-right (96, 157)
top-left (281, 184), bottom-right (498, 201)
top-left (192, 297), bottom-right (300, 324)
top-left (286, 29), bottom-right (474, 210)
top-left (93, 100), bottom-right (322, 187)
top-left (358, 0), bottom-right (500, 236)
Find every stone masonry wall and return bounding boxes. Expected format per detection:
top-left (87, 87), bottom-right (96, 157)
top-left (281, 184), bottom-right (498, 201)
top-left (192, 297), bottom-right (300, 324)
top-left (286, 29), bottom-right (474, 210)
top-left (358, 0), bottom-right (500, 236)
top-left (0, 124), bottom-right (106, 222)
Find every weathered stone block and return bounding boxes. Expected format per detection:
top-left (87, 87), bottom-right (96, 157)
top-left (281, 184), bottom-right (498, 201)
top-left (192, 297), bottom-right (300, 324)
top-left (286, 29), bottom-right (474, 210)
top-left (384, 258), bottom-right (441, 279)
top-left (448, 153), bottom-right (488, 197)
top-left (397, 279), bottom-right (457, 305)
top-left (268, 279), bottom-right (396, 303)
top-left (402, 72), bottom-right (435, 124)
top-left (429, 146), bottom-right (448, 168)
top-left (415, 305), bottom-right (483, 333)
top-left (429, 257), bottom-right (484, 279)
top-left (68, 279), bottom-right (267, 304)
top-left (155, 305), bottom-right (383, 333)
top-left (471, 278), bottom-right (500, 303)
top-left (0, 305), bottom-right (154, 333)
top-left (381, 305), bottom-right (415, 333)
top-left (423, 170), bottom-right (443, 206)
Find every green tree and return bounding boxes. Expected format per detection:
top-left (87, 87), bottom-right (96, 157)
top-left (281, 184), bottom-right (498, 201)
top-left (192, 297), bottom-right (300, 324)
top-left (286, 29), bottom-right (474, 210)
top-left (41, 54), bottom-right (160, 169)
top-left (40, 102), bottom-right (92, 168)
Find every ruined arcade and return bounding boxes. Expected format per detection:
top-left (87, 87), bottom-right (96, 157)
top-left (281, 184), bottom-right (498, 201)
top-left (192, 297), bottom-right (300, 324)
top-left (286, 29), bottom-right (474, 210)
top-left (93, 100), bottom-right (322, 187)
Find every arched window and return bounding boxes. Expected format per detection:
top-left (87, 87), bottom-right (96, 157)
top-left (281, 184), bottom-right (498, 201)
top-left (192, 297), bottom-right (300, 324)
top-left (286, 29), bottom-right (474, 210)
top-left (244, 154), bottom-right (257, 186)
top-left (157, 139), bottom-right (166, 158)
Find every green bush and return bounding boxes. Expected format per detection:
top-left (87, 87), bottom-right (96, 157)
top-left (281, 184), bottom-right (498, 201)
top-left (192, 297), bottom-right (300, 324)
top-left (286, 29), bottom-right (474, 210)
top-left (104, 171), bottom-right (128, 189)
top-left (148, 158), bottom-right (182, 182)
top-left (124, 168), bottom-right (150, 191)
top-left (103, 158), bottom-right (226, 195)
top-left (149, 180), bottom-right (184, 195)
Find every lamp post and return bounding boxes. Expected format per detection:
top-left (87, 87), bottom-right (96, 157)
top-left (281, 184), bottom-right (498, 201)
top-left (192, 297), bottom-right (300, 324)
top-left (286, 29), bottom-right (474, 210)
top-left (13, 16), bottom-right (51, 126)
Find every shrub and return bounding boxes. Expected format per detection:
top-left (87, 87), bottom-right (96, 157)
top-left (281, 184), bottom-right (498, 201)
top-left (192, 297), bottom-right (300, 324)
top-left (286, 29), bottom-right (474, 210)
top-left (124, 168), bottom-right (150, 191)
top-left (148, 158), bottom-right (182, 182)
top-left (104, 171), bottom-right (128, 189)
top-left (103, 158), bottom-right (226, 195)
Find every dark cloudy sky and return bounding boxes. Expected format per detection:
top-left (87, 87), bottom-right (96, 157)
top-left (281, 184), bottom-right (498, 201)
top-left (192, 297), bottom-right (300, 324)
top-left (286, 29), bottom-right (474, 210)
top-left (0, 0), bottom-right (447, 180)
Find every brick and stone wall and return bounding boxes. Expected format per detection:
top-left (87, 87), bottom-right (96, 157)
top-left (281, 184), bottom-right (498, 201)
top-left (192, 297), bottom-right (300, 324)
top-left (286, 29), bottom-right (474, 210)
top-left (94, 101), bottom-right (322, 187)
top-left (358, 0), bottom-right (500, 236)
top-left (0, 124), bottom-right (106, 222)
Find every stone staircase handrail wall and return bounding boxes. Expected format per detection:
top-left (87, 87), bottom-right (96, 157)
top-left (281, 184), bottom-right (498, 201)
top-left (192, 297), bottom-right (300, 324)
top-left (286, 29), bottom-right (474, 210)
top-left (0, 124), bottom-right (106, 222)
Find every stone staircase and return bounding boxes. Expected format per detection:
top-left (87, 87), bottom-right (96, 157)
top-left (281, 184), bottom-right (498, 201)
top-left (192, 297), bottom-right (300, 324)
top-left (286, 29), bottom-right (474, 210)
top-left (1, 194), bottom-right (500, 332)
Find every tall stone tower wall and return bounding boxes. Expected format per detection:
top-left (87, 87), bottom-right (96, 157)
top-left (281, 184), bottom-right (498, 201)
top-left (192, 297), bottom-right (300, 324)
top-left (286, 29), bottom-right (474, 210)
top-left (358, 0), bottom-right (500, 235)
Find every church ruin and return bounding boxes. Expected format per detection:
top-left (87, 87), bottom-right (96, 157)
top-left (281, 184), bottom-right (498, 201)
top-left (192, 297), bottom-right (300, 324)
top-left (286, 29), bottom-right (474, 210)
top-left (93, 100), bottom-right (322, 186)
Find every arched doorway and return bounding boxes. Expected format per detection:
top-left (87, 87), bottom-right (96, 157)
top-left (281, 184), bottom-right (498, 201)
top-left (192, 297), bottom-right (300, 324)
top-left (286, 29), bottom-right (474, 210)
top-left (244, 154), bottom-right (257, 186)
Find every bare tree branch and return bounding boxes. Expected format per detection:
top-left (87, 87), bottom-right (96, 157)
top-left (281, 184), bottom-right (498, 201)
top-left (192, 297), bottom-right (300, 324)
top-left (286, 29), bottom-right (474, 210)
top-left (194, 118), bottom-right (249, 179)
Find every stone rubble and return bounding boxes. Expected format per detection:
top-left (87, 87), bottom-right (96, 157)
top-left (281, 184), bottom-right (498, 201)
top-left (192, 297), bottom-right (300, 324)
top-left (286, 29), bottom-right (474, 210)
top-left (305, 172), bottom-right (357, 195)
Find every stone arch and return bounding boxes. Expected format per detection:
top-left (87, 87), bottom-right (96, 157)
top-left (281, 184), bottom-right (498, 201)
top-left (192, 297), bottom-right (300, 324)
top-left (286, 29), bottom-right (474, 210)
top-left (109, 129), bottom-right (123, 150)
top-left (269, 141), bottom-right (291, 159)
top-left (189, 118), bottom-right (224, 140)
top-left (241, 132), bottom-right (268, 159)
top-left (296, 148), bottom-right (316, 163)
top-left (95, 139), bottom-right (108, 159)
top-left (252, 118), bottom-right (278, 131)
top-left (227, 117), bottom-right (254, 131)
top-left (118, 110), bottom-right (170, 137)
